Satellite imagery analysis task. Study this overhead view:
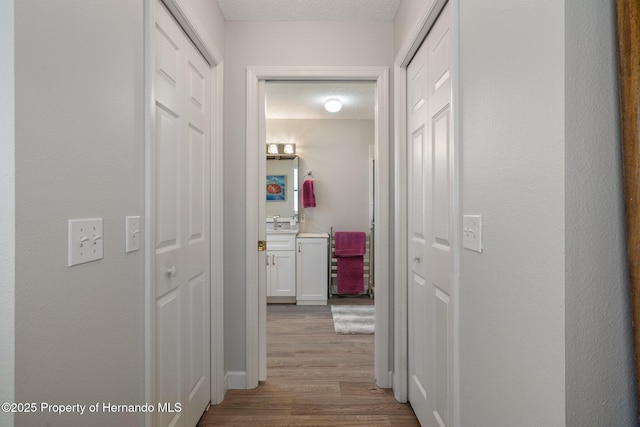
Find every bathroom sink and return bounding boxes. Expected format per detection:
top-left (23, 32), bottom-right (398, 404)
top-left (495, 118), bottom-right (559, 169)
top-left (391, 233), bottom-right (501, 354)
top-left (267, 229), bottom-right (298, 234)
top-left (266, 223), bottom-right (298, 234)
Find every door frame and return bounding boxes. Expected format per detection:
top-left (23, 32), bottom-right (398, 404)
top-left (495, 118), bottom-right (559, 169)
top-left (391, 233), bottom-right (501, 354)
top-left (0, 1), bottom-right (15, 421)
top-left (245, 66), bottom-right (391, 389)
top-left (393, 0), bottom-right (460, 424)
top-left (144, 2), bottom-right (225, 425)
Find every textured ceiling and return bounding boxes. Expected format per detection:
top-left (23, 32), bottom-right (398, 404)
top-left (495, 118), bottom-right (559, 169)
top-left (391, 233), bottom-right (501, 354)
top-left (217, 0), bottom-right (401, 21)
top-left (266, 81), bottom-right (376, 120)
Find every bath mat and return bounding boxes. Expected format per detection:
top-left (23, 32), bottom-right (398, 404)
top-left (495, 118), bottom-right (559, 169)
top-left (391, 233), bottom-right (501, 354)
top-left (330, 305), bottom-right (375, 334)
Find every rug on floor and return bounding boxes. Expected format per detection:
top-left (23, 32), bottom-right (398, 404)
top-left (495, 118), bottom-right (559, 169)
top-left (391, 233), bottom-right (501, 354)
top-left (330, 304), bottom-right (375, 334)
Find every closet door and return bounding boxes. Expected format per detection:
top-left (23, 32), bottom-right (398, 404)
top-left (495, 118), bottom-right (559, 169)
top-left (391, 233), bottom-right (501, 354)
top-left (407, 3), bottom-right (453, 427)
top-left (153, 1), bottom-right (211, 426)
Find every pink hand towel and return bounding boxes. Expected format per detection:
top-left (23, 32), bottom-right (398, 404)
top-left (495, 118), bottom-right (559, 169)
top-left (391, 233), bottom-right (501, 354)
top-left (302, 179), bottom-right (316, 208)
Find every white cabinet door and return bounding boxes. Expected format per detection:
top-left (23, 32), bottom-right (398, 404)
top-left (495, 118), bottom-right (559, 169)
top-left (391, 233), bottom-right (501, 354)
top-left (267, 250), bottom-right (296, 297)
top-left (296, 237), bottom-right (328, 305)
top-left (407, 3), bottom-right (453, 427)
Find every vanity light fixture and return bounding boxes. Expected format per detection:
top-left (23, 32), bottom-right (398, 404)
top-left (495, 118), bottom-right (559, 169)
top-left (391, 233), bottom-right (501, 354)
top-left (266, 142), bottom-right (296, 156)
top-left (324, 99), bottom-right (342, 113)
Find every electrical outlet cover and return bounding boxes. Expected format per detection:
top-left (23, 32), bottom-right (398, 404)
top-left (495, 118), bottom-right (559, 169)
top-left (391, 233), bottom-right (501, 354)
top-left (463, 215), bottom-right (482, 253)
top-left (68, 218), bottom-right (104, 266)
top-left (125, 216), bottom-right (141, 253)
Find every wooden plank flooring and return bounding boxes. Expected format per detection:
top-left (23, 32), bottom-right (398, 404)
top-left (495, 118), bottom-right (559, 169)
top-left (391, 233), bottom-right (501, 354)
top-left (198, 297), bottom-right (419, 426)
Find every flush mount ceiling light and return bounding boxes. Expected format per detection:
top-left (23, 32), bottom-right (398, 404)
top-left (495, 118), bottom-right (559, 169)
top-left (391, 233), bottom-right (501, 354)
top-left (324, 99), bottom-right (342, 113)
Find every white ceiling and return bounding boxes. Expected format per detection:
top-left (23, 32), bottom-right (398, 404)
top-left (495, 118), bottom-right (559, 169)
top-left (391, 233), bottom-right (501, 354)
top-left (266, 81), bottom-right (376, 120)
top-left (216, 0), bottom-right (401, 22)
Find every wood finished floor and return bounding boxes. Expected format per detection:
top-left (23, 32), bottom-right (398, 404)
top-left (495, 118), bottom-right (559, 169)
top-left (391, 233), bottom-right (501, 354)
top-left (198, 296), bottom-right (419, 426)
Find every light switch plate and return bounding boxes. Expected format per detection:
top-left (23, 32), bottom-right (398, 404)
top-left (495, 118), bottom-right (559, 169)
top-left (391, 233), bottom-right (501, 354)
top-left (68, 218), bottom-right (104, 266)
top-left (125, 216), bottom-right (141, 253)
top-left (463, 215), bottom-right (482, 253)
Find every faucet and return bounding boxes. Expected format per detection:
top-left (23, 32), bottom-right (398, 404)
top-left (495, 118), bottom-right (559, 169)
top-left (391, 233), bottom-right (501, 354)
top-left (273, 215), bottom-right (280, 229)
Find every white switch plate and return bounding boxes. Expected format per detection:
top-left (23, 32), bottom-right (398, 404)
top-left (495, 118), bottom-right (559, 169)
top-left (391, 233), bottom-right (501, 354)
top-left (125, 216), bottom-right (141, 253)
top-left (68, 218), bottom-right (104, 266)
top-left (463, 215), bottom-right (482, 253)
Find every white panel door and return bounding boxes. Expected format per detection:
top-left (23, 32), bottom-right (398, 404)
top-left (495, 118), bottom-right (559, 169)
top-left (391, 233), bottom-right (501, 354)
top-left (153, 1), bottom-right (211, 426)
top-left (407, 3), bottom-right (453, 427)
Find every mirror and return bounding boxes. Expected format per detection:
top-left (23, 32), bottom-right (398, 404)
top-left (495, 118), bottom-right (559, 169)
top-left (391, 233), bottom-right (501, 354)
top-left (266, 156), bottom-right (298, 222)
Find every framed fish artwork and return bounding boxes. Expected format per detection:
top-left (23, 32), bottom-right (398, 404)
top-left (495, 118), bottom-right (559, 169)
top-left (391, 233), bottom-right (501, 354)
top-left (266, 175), bottom-right (286, 201)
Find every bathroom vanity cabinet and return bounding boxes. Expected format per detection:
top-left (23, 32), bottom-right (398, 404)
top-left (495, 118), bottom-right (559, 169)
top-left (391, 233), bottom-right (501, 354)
top-left (266, 232), bottom-right (328, 304)
top-left (296, 233), bottom-right (329, 305)
top-left (266, 233), bottom-right (296, 298)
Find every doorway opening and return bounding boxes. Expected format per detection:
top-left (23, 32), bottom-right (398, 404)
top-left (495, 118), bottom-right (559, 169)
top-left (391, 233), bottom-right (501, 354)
top-left (265, 80), bottom-right (376, 297)
top-left (263, 79), bottom-right (377, 376)
top-left (245, 66), bottom-right (390, 389)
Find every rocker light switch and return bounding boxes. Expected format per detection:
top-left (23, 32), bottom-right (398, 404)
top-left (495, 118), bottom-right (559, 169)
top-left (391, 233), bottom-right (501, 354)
top-left (463, 215), bottom-right (482, 253)
top-left (68, 218), bottom-right (104, 266)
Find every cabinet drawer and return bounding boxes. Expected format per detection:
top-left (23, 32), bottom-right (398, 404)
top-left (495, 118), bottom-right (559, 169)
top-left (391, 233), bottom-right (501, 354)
top-left (266, 234), bottom-right (296, 251)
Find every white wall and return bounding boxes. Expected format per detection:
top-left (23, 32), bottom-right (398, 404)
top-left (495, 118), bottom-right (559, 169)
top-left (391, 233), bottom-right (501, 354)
top-left (14, 1), bottom-right (145, 425)
top-left (452, 1), bottom-right (639, 425)
top-left (268, 119), bottom-right (374, 234)
top-left (458, 1), bottom-right (566, 425)
top-left (565, 0), bottom-right (638, 425)
top-left (224, 21), bottom-right (393, 373)
top-left (0, 1), bottom-right (15, 426)
top-left (393, 0), bottom-right (436, 60)
top-left (186, 0), bottom-right (226, 54)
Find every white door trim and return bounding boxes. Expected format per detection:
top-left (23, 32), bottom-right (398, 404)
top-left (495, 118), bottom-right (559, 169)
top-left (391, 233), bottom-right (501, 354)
top-left (0, 1), bottom-right (15, 422)
top-left (210, 55), bottom-right (226, 405)
top-left (393, 2), bottom-right (461, 426)
top-left (159, 0), bottom-right (222, 67)
top-left (245, 66), bottom-right (391, 389)
top-left (392, 63), bottom-right (408, 403)
top-left (144, 4), bottom-right (225, 427)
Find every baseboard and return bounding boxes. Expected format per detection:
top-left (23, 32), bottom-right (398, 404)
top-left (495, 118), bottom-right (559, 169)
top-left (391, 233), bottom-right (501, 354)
top-left (267, 296), bottom-right (296, 304)
top-left (296, 300), bottom-right (327, 306)
top-left (225, 371), bottom-right (247, 389)
top-left (377, 370), bottom-right (393, 389)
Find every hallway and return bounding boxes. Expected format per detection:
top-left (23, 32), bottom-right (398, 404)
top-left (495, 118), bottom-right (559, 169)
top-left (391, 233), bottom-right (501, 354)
top-left (198, 299), bottom-right (418, 426)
